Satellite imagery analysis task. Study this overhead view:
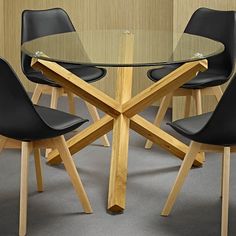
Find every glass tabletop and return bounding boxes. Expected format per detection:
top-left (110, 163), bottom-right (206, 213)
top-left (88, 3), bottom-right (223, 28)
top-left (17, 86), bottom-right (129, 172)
top-left (21, 30), bottom-right (224, 67)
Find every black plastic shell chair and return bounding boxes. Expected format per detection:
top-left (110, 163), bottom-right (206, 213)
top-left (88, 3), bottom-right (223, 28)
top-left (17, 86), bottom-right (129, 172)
top-left (0, 58), bottom-right (92, 236)
top-left (162, 71), bottom-right (236, 236)
top-left (21, 7), bottom-right (110, 147)
top-left (21, 8), bottom-right (106, 86)
top-left (145, 8), bottom-right (236, 149)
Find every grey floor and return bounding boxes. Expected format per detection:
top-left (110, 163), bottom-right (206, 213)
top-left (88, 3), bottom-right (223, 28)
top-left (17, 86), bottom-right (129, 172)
top-left (1, 95), bottom-right (236, 236)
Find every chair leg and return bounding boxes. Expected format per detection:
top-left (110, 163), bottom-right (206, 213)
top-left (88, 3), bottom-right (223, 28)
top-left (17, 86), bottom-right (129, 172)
top-left (50, 87), bottom-right (60, 109)
top-left (52, 136), bottom-right (92, 213)
top-left (31, 84), bottom-right (43, 104)
top-left (212, 86), bottom-right (223, 102)
top-left (161, 141), bottom-right (201, 216)
top-left (19, 142), bottom-right (32, 236)
top-left (221, 152), bottom-right (224, 198)
top-left (221, 147), bottom-right (230, 236)
top-left (192, 89), bottom-right (202, 115)
top-left (67, 91), bottom-right (76, 115)
top-left (84, 101), bottom-right (110, 147)
top-left (33, 148), bottom-right (43, 192)
top-left (184, 95), bottom-right (191, 118)
top-left (0, 136), bottom-right (7, 153)
top-left (145, 93), bottom-right (173, 149)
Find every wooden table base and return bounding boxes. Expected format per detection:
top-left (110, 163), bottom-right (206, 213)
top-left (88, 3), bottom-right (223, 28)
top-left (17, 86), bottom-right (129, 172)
top-left (31, 34), bottom-right (208, 213)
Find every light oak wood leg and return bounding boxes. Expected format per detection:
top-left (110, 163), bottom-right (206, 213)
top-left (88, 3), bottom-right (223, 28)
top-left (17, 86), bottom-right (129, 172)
top-left (108, 114), bottom-right (130, 212)
top-left (85, 101), bottom-right (110, 147)
top-left (130, 115), bottom-right (204, 167)
top-left (0, 136), bottom-right (8, 153)
top-left (184, 95), bottom-right (191, 118)
top-left (145, 93), bottom-right (172, 149)
top-left (221, 152), bottom-right (224, 198)
top-left (33, 148), bottom-right (43, 192)
top-left (212, 86), bottom-right (223, 102)
top-left (123, 60), bottom-right (208, 118)
top-left (19, 142), bottom-right (32, 236)
top-left (108, 33), bottom-right (134, 212)
top-left (161, 141), bottom-right (202, 216)
top-left (31, 57), bottom-right (208, 213)
top-left (31, 84), bottom-right (43, 104)
top-left (53, 136), bottom-right (92, 213)
top-left (50, 87), bottom-right (60, 109)
top-left (67, 91), bottom-right (76, 115)
top-left (221, 147), bottom-right (230, 236)
top-left (193, 89), bottom-right (202, 115)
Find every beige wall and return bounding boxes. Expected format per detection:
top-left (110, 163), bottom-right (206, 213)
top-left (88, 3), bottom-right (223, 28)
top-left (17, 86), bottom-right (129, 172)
top-left (2, 0), bottom-right (173, 98)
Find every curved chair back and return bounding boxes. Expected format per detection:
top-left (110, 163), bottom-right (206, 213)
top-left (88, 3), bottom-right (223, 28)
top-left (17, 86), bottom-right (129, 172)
top-left (184, 8), bottom-right (236, 79)
top-left (195, 72), bottom-right (236, 145)
top-left (0, 58), bottom-right (48, 140)
top-left (21, 8), bottom-right (76, 75)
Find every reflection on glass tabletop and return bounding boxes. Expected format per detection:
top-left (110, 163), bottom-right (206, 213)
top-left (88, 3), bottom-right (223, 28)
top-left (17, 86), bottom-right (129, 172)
top-left (22, 30), bottom-right (224, 67)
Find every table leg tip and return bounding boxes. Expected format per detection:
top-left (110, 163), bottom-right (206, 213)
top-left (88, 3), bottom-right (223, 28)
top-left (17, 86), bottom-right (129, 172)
top-left (107, 205), bottom-right (124, 214)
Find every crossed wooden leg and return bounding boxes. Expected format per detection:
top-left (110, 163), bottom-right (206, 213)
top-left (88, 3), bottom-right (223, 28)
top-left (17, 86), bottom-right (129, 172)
top-left (31, 55), bottom-right (208, 213)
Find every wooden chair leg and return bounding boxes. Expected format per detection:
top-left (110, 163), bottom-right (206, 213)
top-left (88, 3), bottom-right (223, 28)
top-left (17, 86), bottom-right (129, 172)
top-left (31, 84), bottom-right (43, 104)
top-left (192, 89), bottom-right (202, 115)
top-left (161, 141), bottom-right (201, 216)
top-left (33, 148), bottom-right (43, 192)
top-left (212, 86), bottom-right (223, 102)
top-left (145, 93), bottom-right (173, 149)
top-left (184, 95), bottom-right (191, 118)
top-left (221, 152), bottom-right (224, 198)
top-left (85, 101), bottom-right (110, 147)
top-left (19, 142), bottom-right (32, 236)
top-left (52, 136), bottom-right (92, 213)
top-left (0, 136), bottom-right (8, 153)
top-left (67, 91), bottom-right (76, 115)
top-left (221, 147), bottom-right (230, 236)
top-left (50, 87), bottom-right (60, 109)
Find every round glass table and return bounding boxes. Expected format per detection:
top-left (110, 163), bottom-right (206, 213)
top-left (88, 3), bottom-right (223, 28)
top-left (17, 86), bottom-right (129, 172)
top-left (22, 30), bottom-right (224, 67)
top-left (22, 29), bottom-right (224, 212)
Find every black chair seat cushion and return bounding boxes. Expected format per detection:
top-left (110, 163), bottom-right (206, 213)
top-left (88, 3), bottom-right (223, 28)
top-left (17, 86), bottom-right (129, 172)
top-left (0, 105), bottom-right (88, 142)
top-left (25, 65), bottom-right (107, 87)
top-left (33, 105), bottom-right (88, 140)
top-left (148, 65), bottom-right (228, 89)
top-left (168, 112), bottom-right (212, 137)
top-left (168, 108), bottom-right (236, 146)
top-left (25, 70), bottom-right (61, 87)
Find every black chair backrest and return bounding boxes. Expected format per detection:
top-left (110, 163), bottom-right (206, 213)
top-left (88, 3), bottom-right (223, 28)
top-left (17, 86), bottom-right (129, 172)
top-left (195, 72), bottom-right (236, 145)
top-left (184, 8), bottom-right (236, 79)
top-left (21, 8), bottom-right (76, 75)
top-left (0, 58), bottom-right (49, 140)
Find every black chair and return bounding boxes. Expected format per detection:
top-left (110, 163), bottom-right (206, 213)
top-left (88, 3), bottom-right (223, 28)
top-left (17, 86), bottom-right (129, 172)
top-left (0, 58), bottom-right (92, 236)
top-left (21, 8), bottom-right (110, 149)
top-left (145, 8), bottom-right (236, 149)
top-left (161, 69), bottom-right (236, 235)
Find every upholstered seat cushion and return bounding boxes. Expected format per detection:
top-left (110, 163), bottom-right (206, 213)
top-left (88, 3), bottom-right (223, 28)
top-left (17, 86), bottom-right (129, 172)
top-left (168, 112), bottom-right (212, 136)
top-left (25, 65), bottom-right (107, 87)
top-left (148, 65), bottom-right (228, 89)
top-left (33, 105), bottom-right (88, 139)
